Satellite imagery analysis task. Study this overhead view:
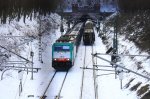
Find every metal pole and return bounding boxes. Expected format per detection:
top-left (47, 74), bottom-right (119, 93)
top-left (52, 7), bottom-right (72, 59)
top-left (20, 80), bottom-right (22, 92)
top-left (97, 73), bottom-right (115, 77)
top-left (120, 80), bottom-right (122, 89)
top-left (30, 51), bottom-right (34, 80)
top-left (19, 80), bottom-right (22, 96)
top-left (38, 34), bottom-right (43, 63)
top-left (0, 65), bottom-right (40, 70)
top-left (80, 67), bottom-right (115, 72)
top-left (18, 70), bottom-right (23, 96)
top-left (115, 15), bottom-right (118, 54)
top-left (19, 84), bottom-right (21, 96)
top-left (95, 53), bottom-right (150, 57)
top-left (1, 68), bottom-right (12, 80)
top-left (113, 15), bottom-right (118, 78)
top-left (60, 16), bottom-right (64, 36)
top-left (38, 16), bottom-right (43, 63)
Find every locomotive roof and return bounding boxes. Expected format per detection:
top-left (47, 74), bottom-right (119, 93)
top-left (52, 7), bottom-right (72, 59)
top-left (85, 20), bottom-right (93, 24)
top-left (56, 35), bottom-right (77, 42)
top-left (85, 20), bottom-right (93, 29)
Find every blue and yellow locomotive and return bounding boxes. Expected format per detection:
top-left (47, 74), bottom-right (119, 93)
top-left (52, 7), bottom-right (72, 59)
top-left (52, 23), bottom-right (84, 71)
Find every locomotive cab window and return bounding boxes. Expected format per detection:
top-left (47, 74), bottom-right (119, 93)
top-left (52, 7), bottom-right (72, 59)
top-left (54, 46), bottom-right (70, 52)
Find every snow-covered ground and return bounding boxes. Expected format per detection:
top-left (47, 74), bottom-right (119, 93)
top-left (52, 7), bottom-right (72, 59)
top-left (0, 13), bottom-right (150, 99)
top-left (17, 27), bottom-right (137, 99)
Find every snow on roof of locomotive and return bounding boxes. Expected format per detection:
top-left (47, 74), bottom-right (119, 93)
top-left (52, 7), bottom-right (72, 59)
top-left (85, 20), bottom-right (93, 25)
top-left (56, 23), bottom-right (83, 43)
top-left (85, 20), bottom-right (93, 29)
top-left (56, 35), bottom-right (76, 42)
top-left (67, 22), bottom-right (83, 36)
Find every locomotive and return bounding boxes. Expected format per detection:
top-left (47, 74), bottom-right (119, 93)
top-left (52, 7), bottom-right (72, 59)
top-left (52, 22), bottom-right (84, 71)
top-left (83, 19), bottom-right (95, 45)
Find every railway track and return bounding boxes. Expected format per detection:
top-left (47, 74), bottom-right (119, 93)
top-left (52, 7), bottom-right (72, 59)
top-left (40, 71), bottom-right (57, 99)
top-left (92, 45), bottom-right (99, 99)
top-left (55, 71), bottom-right (68, 99)
top-left (80, 45), bottom-right (98, 99)
top-left (80, 46), bottom-right (86, 99)
top-left (40, 71), bottom-right (68, 99)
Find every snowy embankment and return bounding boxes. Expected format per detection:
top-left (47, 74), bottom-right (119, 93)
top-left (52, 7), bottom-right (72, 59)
top-left (0, 16), bottom-right (39, 99)
top-left (101, 14), bottom-right (150, 99)
top-left (0, 13), bottom-right (61, 99)
top-left (91, 30), bottom-right (137, 99)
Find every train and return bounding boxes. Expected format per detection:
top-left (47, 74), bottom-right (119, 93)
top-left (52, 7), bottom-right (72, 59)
top-left (83, 19), bottom-right (95, 45)
top-left (52, 22), bottom-right (84, 71)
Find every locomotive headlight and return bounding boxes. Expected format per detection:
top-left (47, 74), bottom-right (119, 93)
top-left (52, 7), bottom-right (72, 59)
top-left (67, 58), bottom-right (70, 61)
top-left (54, 58), bottom-right (57, 61)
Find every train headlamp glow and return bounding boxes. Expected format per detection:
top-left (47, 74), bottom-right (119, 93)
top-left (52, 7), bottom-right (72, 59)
top-left (54, 58), bottom-right (57, 61)
top-left (67, 58), bottom-right (70, 61)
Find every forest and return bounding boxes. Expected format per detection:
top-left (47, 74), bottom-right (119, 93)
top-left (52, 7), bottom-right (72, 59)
top-left (1, 0), bottom-right (150, 23)
top-left (0, 0), bottom-right (61, 23)
top-left (118, 0), bottom-right (150, 12)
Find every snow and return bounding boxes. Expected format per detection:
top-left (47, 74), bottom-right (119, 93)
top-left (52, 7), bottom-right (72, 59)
top-left (0, 13), bottom-right (150, 99)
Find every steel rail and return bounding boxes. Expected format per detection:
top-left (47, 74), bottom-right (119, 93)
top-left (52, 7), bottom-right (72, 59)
top-left (40, 71), bottom-right (57, 99)
top-left (56, 71), bottom-right (68, 99)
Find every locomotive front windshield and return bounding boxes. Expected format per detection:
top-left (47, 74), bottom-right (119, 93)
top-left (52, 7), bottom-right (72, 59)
top-left (54, 46), bottom-right (70, 52)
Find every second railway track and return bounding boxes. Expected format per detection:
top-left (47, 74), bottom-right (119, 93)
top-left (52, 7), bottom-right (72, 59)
top-left (80, 45), bottom-right (97, 99)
